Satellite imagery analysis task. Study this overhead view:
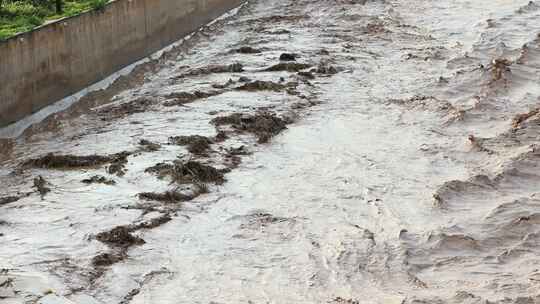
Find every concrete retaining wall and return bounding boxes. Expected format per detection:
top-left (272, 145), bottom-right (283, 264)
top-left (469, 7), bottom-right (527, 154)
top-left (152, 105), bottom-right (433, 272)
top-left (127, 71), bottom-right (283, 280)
top-left (0, 0), bottom-right (244, 127)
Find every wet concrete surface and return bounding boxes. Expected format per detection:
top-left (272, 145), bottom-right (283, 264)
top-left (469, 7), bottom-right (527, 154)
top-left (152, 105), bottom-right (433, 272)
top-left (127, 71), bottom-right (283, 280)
top-left (2, 0), bottom-right (540, 303)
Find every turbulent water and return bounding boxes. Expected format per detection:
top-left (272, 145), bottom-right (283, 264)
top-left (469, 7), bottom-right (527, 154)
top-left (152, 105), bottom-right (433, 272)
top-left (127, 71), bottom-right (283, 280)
top-left (2, 0), bottom-right (540, 303)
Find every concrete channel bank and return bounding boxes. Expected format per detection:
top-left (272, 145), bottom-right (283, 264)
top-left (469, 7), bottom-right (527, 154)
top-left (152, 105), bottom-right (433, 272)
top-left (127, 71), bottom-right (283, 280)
top-left (0, 0), bottom-right (244, 127)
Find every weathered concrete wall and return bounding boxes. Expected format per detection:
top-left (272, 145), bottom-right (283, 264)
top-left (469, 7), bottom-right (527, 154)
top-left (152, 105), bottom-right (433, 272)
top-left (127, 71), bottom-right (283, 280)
top-left (0, 0), bottom-right (244, 127)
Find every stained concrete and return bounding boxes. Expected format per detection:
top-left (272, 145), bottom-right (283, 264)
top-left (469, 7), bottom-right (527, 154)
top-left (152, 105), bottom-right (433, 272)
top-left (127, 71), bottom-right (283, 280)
top-left (0, 0), bottom-right (244, 127)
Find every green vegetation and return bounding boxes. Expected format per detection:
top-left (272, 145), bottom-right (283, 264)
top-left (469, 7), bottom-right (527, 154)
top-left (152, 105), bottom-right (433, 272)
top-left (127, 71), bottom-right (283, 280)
top-left (0, 0), bottom-right (109, 40)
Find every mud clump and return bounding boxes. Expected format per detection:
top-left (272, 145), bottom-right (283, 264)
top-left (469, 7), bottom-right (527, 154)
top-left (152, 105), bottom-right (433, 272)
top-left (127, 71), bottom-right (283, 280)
top-left (82, 175), bottom-right (116, 186)
top-left (211, 112), bottom-right (288, 143)
top-left (138, 191), bottom-right (195, 203)
top-left (232, 46), bottom-right (261, 54)
top-left (235, 80), bottom-right (286, 92)
top-left (146, 161), bottom-right (225, 184)
top-left (172, 161), bottom-right (226, 184)
top-left (168, 135), bottom-right (213, 154)
top-left (139, 139), bottom-right (161, 152)
top-left (279, 53), bottom-right (297, 61)
top-left (24, 154), bottom-right (110, 168)
top-left (24, 152), bottom-right (131, 171)
top-left (145, 163), bottom-right (175, 179)
top-left (264, 62), bottom-right (311, 72)
top-left (132, 214), bottom-right (173, 230)
top-left (176, 63), bottom-right (244, 78)
top-left (106, 152), bottom-right (131, 176)
top-left (92, 252), bottom-right (126, 267)
top-left (163, 91), bottom-right (219, 107)
top-left (215, 130), bottom-right (229, 142)
top-left (96, 226), bottom-right (145, 248)
top-left (98, 97), bottom-right (155, 120)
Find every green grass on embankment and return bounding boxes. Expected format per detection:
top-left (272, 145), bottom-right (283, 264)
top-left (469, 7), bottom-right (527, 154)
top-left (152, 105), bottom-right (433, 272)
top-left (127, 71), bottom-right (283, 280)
top-left (0, 0), bottom-right (108, 40)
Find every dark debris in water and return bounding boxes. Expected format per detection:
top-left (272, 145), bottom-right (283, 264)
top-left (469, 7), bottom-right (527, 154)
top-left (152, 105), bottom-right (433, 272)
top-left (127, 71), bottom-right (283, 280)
top-left (23, 152), bottom-right (131, 172)
top-left (168, 135), bottom-right (214, 155)
top-left (131, 213), bottom-right (173, 230)
top-left (176, 63), bottom-right (244, 79)
top-left (163, 91), bottom-right (219, 107)
top-left (235, 80), bottom-right (287, 92)
top-left (232, 46), bottom-right (262, 54)
top-left (138, 191), bottom-right (196, 203)
top-left (279, 53), bottom-right (297, 61)
top-left (298, 71), bottom-right (316, 79)
top-left (97, 97), bottom-right (155, 120)
top-left (92, 252), bottom-right (126, 267)
top-left (0, 196), bottom-right (21, 206)
top-left (145, 161), bottom-right (225, 185)
top-left (96, 226), bottom-right (145, 248)
top-left (106, 152), bottom-right (131, 177)
top-left (172, 161), bottom-right (226, 184)
top-left (82, 175), bottom-right (116, 186)
top-left (211, 112), bottom-right (289, 143)
top-left (264, 62), bottom-right (311, 72)
top-left (139, 139), bottom-right (161, 152)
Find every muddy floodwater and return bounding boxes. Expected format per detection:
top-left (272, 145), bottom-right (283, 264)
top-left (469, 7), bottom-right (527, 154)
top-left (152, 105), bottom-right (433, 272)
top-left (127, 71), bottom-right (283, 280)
top-left (2, 0), bottom-right (540, 303)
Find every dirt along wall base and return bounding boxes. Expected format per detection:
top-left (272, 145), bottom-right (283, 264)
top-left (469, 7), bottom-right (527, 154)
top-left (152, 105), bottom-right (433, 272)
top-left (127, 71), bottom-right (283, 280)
top-left (0, 0), bottom-right (245, 128)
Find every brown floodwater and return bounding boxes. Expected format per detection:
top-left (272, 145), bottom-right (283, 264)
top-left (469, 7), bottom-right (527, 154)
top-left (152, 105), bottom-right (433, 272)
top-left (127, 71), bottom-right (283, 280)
top-left (1, 0), bottom-right (540, 303)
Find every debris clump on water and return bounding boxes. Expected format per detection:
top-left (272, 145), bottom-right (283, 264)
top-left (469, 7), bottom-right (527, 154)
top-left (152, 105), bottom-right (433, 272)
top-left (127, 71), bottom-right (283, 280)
top-left (168, 135), bottom-right (214, 155)
top-left (138, 190), bottom-right (196, 203)
top-left (97, 97), bottom-right (155, 120)
top-left (139, 139), bottom-right (161, 152)
top-left (176, 63), bottom-right (244, 78)
top-left (279, 53), bottom-right (297, 61)
top-left (24, 151), bottom-right (131, 171)
top-left (264, 62), bottom-right (311, 72)
top-left (298, 71), bottom-right (316, 79)
top-left (163, 91), bottom-right (219, 107)
top-left (172, 161), bottom-right (226, 184)
top-left (211, 112), bottom-right (289, 143)
top-left (235, 80), bottom-right (287, 92)
top-left (92, 252), bottom-right (126, 267)
top-left (0, 196), bottom-right (21, 206)
top-left (96, 226), bottom-right (145, 248)
top-left (145, 161), bottom-right (225, 184)
top-left (82, 175), bottom-right (116, 185)
top-left (106, 152), bottom-right (131, 176)
top-left (232, 46), bottom-right (262, 54)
